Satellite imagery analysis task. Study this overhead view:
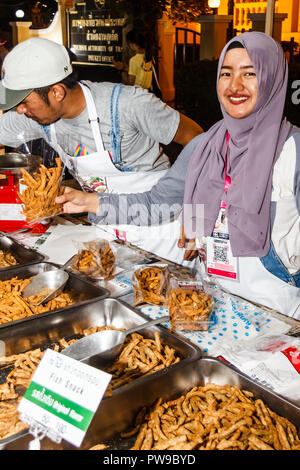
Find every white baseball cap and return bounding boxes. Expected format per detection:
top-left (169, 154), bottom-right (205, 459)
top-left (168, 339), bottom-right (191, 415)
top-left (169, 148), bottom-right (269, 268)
top-left (0, 37), bottom-right (73, 110)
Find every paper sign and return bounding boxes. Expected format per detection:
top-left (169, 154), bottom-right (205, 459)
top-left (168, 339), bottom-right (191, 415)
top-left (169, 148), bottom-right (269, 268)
top-left (18, 348), bottom-right (112, 447)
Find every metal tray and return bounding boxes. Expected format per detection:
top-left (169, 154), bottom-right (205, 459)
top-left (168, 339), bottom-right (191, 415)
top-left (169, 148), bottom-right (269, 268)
top-left (0, 262), bottom-right (109, 331)
top-left (0, 152), bottom-right (41, 175)
top-left (2, 356), bottom-right (300, 450)
top-left (80, 356), bottom-right (300, 450)
top-left (0, 297), bottom-right (201, 448)
top-left (0, 236), bottom-right (44, 272)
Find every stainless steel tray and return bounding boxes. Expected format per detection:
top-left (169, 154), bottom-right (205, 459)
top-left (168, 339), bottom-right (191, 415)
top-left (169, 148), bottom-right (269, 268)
top-left (0, 262), bottom-right (109, 331)
top-left (0, 236), bottom-right (44, 272)
top-left (2, 357), bottom-right (300, 450)
top-left (80, 356), bottom-right (300, 450)
top-left (0, 152), bottom-right (41, 175)
top-left (0, 297), bottom-right (199, 358)
top-left (0, 297), bottom-right (201, 448)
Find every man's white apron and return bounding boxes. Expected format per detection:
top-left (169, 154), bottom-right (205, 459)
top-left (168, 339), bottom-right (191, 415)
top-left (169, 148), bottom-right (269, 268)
top-left (50, 83), bottom-right (193, 267)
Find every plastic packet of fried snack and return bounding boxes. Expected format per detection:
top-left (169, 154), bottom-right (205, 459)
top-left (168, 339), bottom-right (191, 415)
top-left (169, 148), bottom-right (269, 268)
top-left (132, 264), bottom-right (170, 307)
top-left (17, 157), bottom-right (64, 224)
top-left (167, 277), bottom-right (214, 331)
top-left (69, 239), bottom-right (116, 279)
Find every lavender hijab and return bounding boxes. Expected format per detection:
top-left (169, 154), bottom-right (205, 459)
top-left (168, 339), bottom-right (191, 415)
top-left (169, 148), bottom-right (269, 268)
top-left (183, 32), bottom-right (292, 257)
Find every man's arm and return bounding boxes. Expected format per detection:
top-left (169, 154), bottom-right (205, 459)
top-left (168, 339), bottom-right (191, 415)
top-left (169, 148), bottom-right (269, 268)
top-left (124, 87), bottom-right (203, 151)
top-left (173, 113), bottom-right (203, 147)
top-left (0, 110), bottom-right (44, 147)
top-left (57, 133), bottom-right (204, 226)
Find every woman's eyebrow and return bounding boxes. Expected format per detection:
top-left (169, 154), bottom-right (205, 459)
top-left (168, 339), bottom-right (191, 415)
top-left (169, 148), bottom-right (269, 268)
top-left (220, 65), bottom-right (255, 69)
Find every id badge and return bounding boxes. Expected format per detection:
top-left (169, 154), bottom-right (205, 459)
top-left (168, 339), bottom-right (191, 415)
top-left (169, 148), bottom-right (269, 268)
top-left (206, 209), bottom-right (239, 281)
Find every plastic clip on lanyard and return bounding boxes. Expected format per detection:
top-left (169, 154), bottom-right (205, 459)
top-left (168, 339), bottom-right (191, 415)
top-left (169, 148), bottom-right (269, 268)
top-left (206, 132), bottom-right (239, 281)
top-left (221, 132), bottom-right (231, 210)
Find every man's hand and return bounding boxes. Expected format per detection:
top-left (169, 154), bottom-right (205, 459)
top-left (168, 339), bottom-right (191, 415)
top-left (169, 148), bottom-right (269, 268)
top-left (178, 226), bottom-right (198, 261)
top-left (56, 187), bottom-right (99, 214)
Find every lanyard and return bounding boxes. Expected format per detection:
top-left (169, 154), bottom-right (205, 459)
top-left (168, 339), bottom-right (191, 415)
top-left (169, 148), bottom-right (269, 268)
top-left (221, 132), bottom-right (231, 210)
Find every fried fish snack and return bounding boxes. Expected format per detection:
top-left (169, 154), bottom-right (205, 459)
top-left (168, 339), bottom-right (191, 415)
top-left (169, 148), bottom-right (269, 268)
top-left (168, 287), bottom-right (214, 331)
top-left (0, 328), bottom-right (178, 441)
top-left (133, 266), bottom-right (170, 306)
top-left (126, 383), bottom-right (300, 451)
top-left (71, 241), bottom-right (115, 279)
top-left (0, 401), bottom-right (28, 440)
top-left (0, 340), bottom-right (77, 441)
top-left (106, 331), bottom-right (180, 391)
top-left (18, 158), bottom-right (64, 222)
top-left (89, 444), bottom-right (108, 450)
top-left (0, 276), bottom-right (74, 326)
top-left (0, 250), bottom-right (18, 268)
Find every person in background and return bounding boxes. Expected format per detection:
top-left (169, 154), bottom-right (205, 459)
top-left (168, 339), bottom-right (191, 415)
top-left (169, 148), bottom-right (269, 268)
top-left (113, 29), bottom-right (154, 91)
top-left (58, 32), bottom-right (300, 319)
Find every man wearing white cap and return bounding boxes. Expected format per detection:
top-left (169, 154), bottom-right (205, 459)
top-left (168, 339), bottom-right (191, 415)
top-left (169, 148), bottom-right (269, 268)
top-left (0, 37), bottom-right (201, 265)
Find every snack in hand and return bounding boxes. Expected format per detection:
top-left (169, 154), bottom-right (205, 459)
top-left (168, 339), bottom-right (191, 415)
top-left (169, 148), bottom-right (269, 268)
top-left (18, 157), bottom-right (64, 222)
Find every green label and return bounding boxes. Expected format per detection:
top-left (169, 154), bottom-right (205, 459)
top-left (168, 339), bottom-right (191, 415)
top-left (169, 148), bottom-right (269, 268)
top-left (24, 381), bottom-right (94, 431)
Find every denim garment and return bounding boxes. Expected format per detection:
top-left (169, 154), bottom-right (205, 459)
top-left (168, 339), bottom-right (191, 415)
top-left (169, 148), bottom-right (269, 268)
top-left (260, 241), bottom-right (300, 287)
top-left (110, 84), bottom-right (133, 172)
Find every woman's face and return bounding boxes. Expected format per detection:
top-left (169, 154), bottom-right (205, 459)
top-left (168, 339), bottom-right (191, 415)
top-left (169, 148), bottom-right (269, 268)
top-left (217, 47), bottom-right (258, 119)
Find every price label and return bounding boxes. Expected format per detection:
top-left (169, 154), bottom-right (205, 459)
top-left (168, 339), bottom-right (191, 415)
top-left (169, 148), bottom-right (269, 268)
top-left (18, 348), bottom-right (112, 448)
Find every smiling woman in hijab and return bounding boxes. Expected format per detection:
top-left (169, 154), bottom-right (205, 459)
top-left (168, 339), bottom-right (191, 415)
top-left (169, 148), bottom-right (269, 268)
top-left (57, 32), bottom-right (300, 319)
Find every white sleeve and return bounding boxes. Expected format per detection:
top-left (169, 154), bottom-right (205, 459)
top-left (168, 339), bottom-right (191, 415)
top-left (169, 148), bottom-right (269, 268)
top-left (0, 110), bottom-right (44, 147)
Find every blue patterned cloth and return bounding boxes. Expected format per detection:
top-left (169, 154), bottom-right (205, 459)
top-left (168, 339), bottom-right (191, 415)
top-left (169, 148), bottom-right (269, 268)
top-left (139, 286), bottom-right (290, 356)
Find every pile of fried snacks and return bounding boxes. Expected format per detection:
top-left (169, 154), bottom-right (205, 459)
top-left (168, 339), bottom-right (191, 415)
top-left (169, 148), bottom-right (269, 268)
top-left (106, 332), bottom-right (180, 391)
top-left (0, 401), bottom-right (27, 440)
top-left (0, 328), bottom-right (177, 441)
top-left (0, 342), bottom-right (75, 440)
top-left (168, 287), bottom-right (214, 331)
top-left (71, 241), bottom-right (115, 279)
top-left (123, 383), bottom-right (300, 450)
top-left (0, 250), bottom-right (18, 268)
top-left (133, 266), bottom-right (169, 306)
top-left (18, 158), bottom-right (64, 222)
top-left (0, 276), bottom-right (74, 325)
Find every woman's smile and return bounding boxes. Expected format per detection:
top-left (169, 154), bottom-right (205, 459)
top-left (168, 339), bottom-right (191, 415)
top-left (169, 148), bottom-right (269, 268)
top-left (228, 94), bottom-right (250, 104)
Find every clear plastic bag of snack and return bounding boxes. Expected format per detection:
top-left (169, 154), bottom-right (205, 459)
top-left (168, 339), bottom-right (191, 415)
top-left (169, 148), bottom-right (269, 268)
top-left (132, 264), bottom-right (170, 307)
top-left (167, 277), bottom-right (214, 331)
top-left (69, 239), bottom-right (116, 279)
top-left (17, 157), bottom-right (64, 224)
